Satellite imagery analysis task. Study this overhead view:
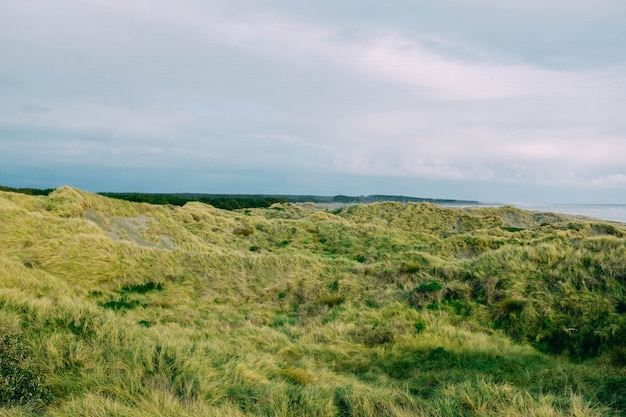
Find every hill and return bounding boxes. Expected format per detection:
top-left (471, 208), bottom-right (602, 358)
top-left (0, 187), bottom-right (625, 416)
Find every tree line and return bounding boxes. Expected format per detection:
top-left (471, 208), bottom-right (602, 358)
top-left (99, 193), bottom-right (286, 210)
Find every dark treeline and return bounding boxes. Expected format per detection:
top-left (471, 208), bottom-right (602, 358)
top-left (101, 193), bottom-right (481, 208)
top-left (0, 185), bottom-right (54, 196)
top-left (0, 185), bottom-right (481, 208)
top-left (99, 193), bottom-right (287, 210)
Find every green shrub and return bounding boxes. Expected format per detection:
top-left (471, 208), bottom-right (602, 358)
top-left (442, 281), bottom-right (472, 301)
top-left (415, 282), bottom-right (442, 293)
top-left (493, 297), bottom-right (527, 323)
top-left (408, 282), bottom-right (443, 308)
top-left (413, 319), bottom-right (427, 333)
top-left (120, 281), bottom-right (163, 294)
top-left (0, 331), bottom-right (50, 409)
top-left (100, 296), bottom-right (144, 311)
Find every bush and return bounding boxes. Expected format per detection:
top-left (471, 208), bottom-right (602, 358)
top-left (233, 226), bottom-right (254, 236)
top-left (442, 281), bottom-right (472, 301)
top-left (349, 324), bottom-right (395, 347)
top-left (415, 282), bottom-right (442, 293)
top-left (120, 281), bottom-right (163, 294)
top-left (408, 282), bottom-right (443, 308)
top-left (493, 297), bottom-right (527, 324)
top-left (400, 262), bottom-right (421, 274)
top-left (0, 331), bottom-right (50, 409)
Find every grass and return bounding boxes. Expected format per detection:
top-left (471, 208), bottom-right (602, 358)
top-left (0, 186), bottom-right (625, 416)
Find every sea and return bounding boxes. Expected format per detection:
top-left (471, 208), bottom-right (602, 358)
top-left (487, 204), bottom-right (626, 224)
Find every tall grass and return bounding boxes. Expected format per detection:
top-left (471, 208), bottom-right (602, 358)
top-left (0, 188), bottom-right (624, 416)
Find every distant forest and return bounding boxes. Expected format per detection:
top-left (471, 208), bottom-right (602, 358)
top-left (1, 185), bottom-right (480, 210)
top-left (0, 185), bottom-right (54, 196)
top-left (99, 193), bottom-right (287, 211)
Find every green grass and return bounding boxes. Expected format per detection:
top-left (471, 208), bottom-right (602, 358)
top-left (0, 186), bottom-right (625, 416)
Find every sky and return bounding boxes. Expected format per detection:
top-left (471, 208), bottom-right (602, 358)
top-left (1, 0), bottom-right (626, 203)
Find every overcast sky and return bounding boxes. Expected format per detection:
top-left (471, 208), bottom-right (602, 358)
top-left (1, 1), bottom-right (626, 203)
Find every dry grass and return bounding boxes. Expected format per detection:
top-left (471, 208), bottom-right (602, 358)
top-left (0, 187), bottom-right (624, 416)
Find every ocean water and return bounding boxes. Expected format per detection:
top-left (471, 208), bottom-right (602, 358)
top-left (502, 204), bottom-right (626, 224)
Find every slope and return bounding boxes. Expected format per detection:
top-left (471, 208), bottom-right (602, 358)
top-left (0, 187), bottom-right (624, 416)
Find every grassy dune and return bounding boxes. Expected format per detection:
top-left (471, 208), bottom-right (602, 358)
top-left (0, 186), bottom-right (625, 416)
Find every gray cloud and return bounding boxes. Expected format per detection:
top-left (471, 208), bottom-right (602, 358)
top-left (1, 0), bottom-right (625, 202)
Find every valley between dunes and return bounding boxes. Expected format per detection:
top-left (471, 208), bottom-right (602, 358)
top-left (0, 187), bottom-right (625, 416)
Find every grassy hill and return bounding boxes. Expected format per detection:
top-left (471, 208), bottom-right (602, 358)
top-left (0, 186), bottom-right (625, 416)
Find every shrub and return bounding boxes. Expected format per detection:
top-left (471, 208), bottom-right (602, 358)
top-left (0, 331), bottom-right (51, 409)
top-left (413, 319), bottom-right (427, 333)
top-left (120, 281), bottom-right (163, 294)
top-left (470, 275), bottom-right (506, 304)
top-left (233, 226), bottom-right (254, 236)
top-left (415, 282), bottom-right (443, 293)
top-left (492, 297), bottom-right (527, 323)
top-left (350, 324), bottom-right (395, 347)
top-left (442, 281), bottom-right (472, 301)
top-left (408, 282), bottom-right (443, 308)
top-left (100, 296), bottom-right (144, 311)
top-left (400, 262), bottom-right (421, 274)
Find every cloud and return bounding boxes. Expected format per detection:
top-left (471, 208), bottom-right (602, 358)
top-left (445, 0), bottom-right (626, 16)
top-left (1, 0), bottom-right (626, 201)
top-left (20, 104), bottom-right (50, 114)
top-left (590, 174), bottom-right (626, 188)
top-left (205, 13), bottom-right (583, 100)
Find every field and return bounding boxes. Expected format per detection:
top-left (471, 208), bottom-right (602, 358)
top-left (0, 186), bottom-right (625, 416)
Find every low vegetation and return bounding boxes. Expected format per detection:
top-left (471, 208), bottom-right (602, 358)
top-left (0, 186), bottom-right (625, 416)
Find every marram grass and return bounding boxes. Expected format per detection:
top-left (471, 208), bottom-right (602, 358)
top-left (0, 187), bottom-right (625, 416)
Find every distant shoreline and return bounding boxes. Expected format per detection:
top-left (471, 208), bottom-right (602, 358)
top-left (3, 185), bottom-right (625, 223)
